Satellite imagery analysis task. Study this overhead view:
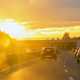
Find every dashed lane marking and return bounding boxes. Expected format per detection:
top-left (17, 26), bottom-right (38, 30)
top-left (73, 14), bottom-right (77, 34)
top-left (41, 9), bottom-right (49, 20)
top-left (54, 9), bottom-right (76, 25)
top-left (64, 65), bottom-right (66, 68)
top-left (64, 68), bottom-right (69, 73)
top-left (68, 76), bottom-right (75, 80)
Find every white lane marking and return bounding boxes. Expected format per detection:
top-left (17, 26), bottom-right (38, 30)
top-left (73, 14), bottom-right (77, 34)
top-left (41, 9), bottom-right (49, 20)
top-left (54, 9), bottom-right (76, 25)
top-left (64, 65), bottom-right (66, 68)
top-left (68, 76), bottom-right (75, 80)
top-left (64, 68), bottom-right (69, 73)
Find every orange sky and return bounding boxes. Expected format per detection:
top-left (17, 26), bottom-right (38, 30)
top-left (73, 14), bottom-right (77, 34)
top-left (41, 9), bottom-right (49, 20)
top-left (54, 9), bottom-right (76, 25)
top-left (0, 19), bottom-right (80, 40)
top-left (0, 0), bottom-right (80, 26)
top-left (0, 0), bottom-right (80, 39)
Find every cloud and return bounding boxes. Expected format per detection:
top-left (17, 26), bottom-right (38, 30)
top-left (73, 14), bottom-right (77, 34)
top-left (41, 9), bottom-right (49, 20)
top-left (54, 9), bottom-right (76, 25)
top-left (24, 0), bottom-right (80, 22)
top-left (0, 0), bottom-right (80, 25)
top-left (29, 0), bottom-right (80, 8)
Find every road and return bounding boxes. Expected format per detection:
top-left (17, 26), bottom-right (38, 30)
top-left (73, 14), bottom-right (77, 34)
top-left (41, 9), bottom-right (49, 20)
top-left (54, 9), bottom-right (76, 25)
top-left (1, 50), bottom-right (80, 80)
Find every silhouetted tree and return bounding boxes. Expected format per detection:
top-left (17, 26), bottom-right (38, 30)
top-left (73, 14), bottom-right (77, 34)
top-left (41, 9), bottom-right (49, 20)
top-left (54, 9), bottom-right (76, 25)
top-left (62, 32), bottom-right (70, 40)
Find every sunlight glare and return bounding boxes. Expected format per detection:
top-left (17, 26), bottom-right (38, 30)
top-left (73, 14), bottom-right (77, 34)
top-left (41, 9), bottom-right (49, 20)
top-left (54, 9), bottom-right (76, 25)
top-left (0, 19), bottom-right (36, 40)
top-left (0, 19), bottom-right (80, 40)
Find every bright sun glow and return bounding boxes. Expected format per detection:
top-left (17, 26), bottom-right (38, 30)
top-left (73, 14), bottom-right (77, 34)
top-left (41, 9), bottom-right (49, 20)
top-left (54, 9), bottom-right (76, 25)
top-left (0, 19), bottom-right (80, 40)
top-left (0, 19), bottom-right (36, 40)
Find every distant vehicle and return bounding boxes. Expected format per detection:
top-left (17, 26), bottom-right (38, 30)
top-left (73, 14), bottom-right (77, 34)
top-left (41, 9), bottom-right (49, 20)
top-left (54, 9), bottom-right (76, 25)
top-left (41, 47), bottom-right (58, 60)
top-left (74, 47), bottom-right (80, 63)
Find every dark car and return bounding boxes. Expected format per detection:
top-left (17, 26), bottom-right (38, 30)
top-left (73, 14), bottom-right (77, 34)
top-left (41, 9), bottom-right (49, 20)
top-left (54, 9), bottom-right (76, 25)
top-left (41, 47), bottom-right (58, 60)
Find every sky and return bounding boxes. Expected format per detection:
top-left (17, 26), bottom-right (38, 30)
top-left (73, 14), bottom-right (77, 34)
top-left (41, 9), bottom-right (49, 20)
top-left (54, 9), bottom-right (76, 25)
top-left (0, 0), bottom-right (80, 39)
top-left (0, 19), bottom-right (80, 40)
top-left (0, 0), bottom-right (80, 26)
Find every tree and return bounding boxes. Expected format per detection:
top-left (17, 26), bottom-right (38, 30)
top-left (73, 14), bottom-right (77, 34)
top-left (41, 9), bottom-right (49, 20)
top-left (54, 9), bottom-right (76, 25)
top-left (62, 32), bottom-right (70, 40)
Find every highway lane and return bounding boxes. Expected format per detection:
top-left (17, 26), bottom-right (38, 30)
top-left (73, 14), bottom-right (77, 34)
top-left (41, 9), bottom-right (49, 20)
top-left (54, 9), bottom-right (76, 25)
top-left (0, 50), bottom-right (80, 80)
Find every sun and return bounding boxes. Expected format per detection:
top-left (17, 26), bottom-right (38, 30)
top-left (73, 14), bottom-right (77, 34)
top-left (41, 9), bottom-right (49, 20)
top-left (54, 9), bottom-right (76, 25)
top-left (0, 19), bottom-right (31, 40)
top-left (0, 19), bottom-right (47, 40)
top-left (0, 19), bottom-right (80, 40)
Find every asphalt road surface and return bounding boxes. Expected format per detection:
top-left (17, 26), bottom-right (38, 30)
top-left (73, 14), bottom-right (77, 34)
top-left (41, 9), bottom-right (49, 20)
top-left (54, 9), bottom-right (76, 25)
top-left (1, 50), bottom-right (80, 80)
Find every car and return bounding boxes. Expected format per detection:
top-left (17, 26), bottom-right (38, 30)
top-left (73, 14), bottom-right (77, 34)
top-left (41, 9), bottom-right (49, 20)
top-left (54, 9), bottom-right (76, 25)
top-left (40, 47), bottom-right (58, 60)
